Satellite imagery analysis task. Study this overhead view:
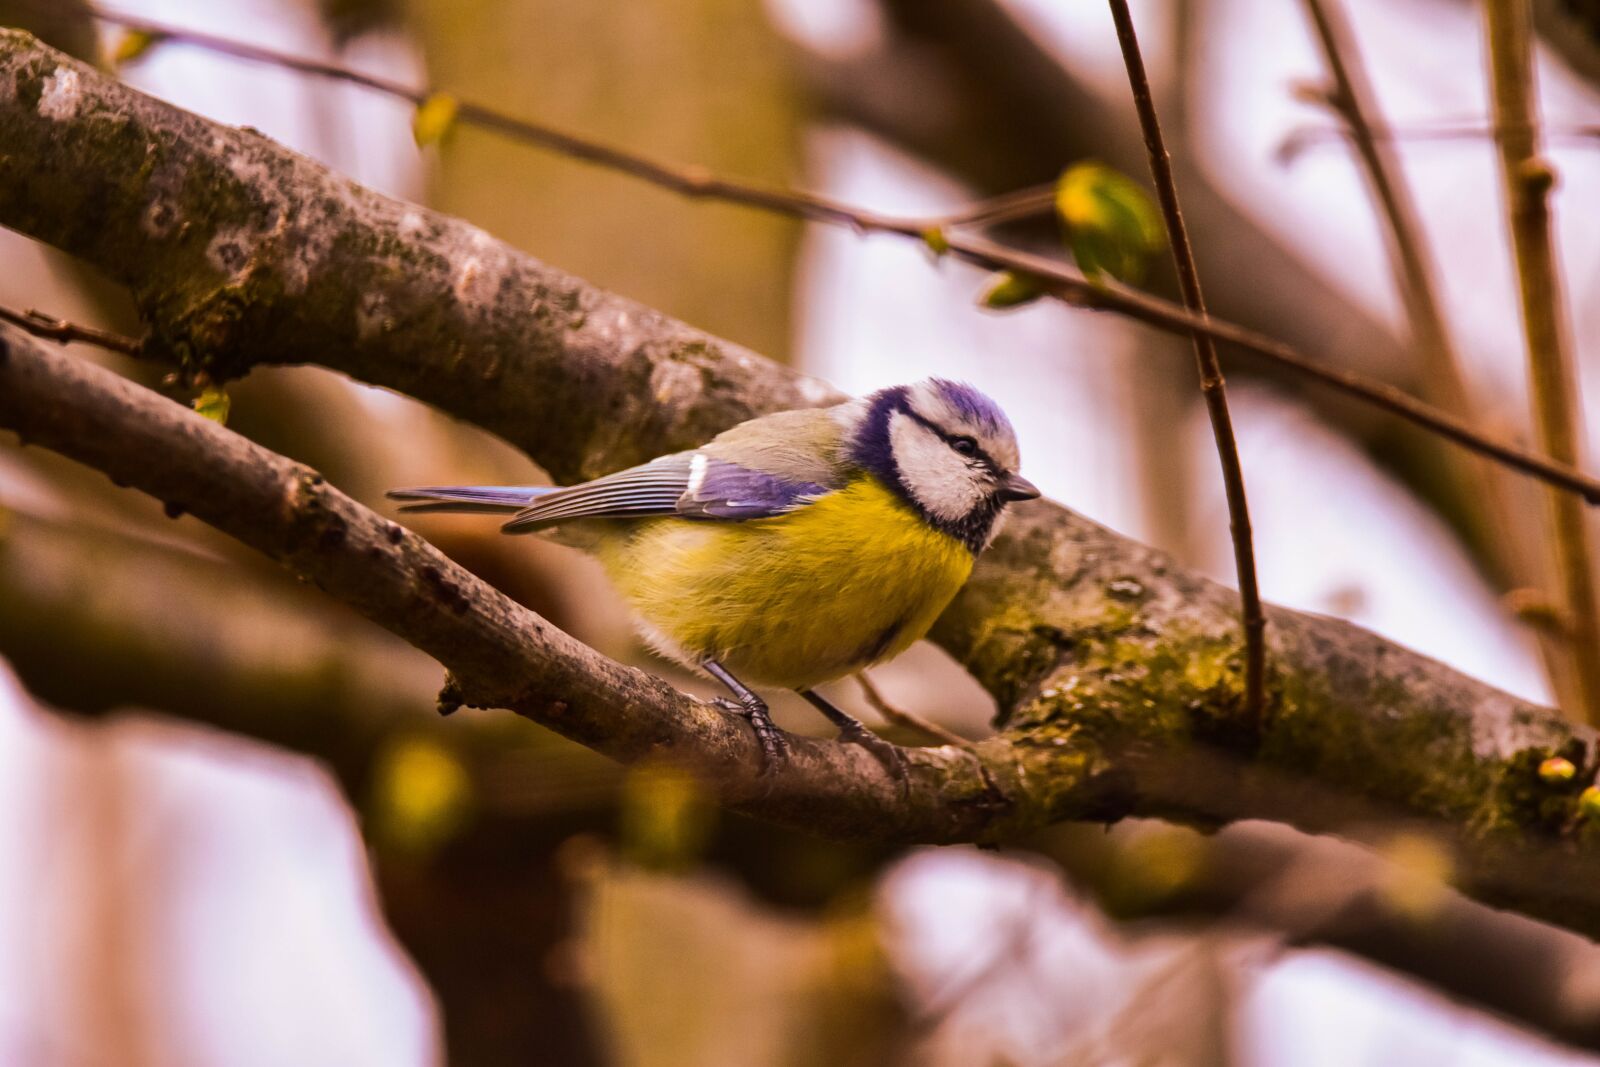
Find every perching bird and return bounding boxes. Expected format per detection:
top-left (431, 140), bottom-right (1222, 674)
top-left (389, 379), bottom-right (1038, 772)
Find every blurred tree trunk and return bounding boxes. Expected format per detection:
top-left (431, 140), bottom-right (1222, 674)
top-left (413, 0), bottom-right (806, 362)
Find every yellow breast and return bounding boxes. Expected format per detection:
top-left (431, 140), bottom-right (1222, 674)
top-left (597, 475), bottom-right (973, 690)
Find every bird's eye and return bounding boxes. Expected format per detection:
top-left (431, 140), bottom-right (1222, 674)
top-left (950, 435), bottom-right (978, 457)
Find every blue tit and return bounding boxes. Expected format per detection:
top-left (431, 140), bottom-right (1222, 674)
top-left (389, 378), bottom-right (1039, 771)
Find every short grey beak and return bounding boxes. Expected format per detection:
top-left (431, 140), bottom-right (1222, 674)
top-left (999, 473), bottom-right (1041, 502)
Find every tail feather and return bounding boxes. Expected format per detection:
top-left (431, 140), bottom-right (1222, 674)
top-left (386, 485), bottom-right (555, 515)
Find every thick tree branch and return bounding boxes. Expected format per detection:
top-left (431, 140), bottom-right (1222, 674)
top-left (0, 502), bottom-right (437, 742)
top-left (0, 325), bottom-right (1036, 840)
top-left (1, 30), bottom-right (1599, 505)
top-left (7, 324), bottom-right (1600, 935)
top-left (8, 35), bottom-right (1600, 936)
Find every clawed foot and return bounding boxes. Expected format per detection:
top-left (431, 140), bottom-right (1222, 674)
top-left (710, 695), bottom-right (906, 782)
top-left (836, 719), bottom-right (909, 782)
top-left (711, 696), bottom-right (791, 774)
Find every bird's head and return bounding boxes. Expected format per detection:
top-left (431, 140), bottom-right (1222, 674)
top-left (850, 379), bottom-right (1039, 552)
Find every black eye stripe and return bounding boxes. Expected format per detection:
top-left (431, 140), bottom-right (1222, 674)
top-left (900, 405), bottom-right (1001, 473)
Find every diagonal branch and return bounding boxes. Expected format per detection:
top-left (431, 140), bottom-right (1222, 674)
top-left (1105, 0), bottom-right (1265, 724)
top-left (854, 672), bottom-right (970, 748)
top-left (0, 301), bottom-right (142, 356)
top-left (0, 323), bottom-right (1029, 840)
top-left (3, 25), bottom-right (1598, 506)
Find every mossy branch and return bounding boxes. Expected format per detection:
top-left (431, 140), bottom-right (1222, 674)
top-left (6, 32), bottom-right (1600, 937)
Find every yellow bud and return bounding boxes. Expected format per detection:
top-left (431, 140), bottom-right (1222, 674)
top-left (620, 759), bottom-right (713, 869)
top-left (1378, 832), bottom-right (1452, 923)
top-left (412, 92), bottom-right (460, 147)
top-left (191, 386), bottom-right (230, 425)
top-left (110, 29), bottom-right (165, 68)
top-left (370, 735), bottom-right (473, 854)
top-left (1539, 756), bottom-right (1577, 783)
top-left (1517, 158), bottom-right (1558, 195)
top-left (1055, 161), bottom-right (1165, 283)
top-left (1503, 586), bottom-right (1567, 632)
top-left (1580, 786), bottom-right (1600, 819)
top-left (980, 271), bottom-right (1045, 310)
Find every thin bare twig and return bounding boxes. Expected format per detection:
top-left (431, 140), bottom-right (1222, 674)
top-left (0, 303), bottom-right (142, 356)
top-left (933, 183), bottom-right (1057, 230)
top-left (7, 11), bottom-right (1600, 511)
top-left (1106, 0), bottom-right (1265, 723)
top-left (1484, 0), bottom-right (1600, 726)
top-left (1277, 121), bottom-right (1600, 164)
top-left (1296, 0), bottom-right (1581, 716)
top-left (1299, 0), bottom-right (1471, 417)
top-left (854, 671), bottom-right (970, 748)
top-left (1050, 259), bottom-right (1600, 504)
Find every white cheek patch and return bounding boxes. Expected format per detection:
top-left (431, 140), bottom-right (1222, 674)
top-left (905, 381), bottom-right (1021, 474)
top-left (889, 411), bottom-right (985, 522)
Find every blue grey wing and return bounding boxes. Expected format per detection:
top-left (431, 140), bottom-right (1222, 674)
top-left (677, 457), bottom-right (830, 519)
top-left (500, 452), bottom-right (829, 533)
top-left (500, 454), bottom-right (696, 532)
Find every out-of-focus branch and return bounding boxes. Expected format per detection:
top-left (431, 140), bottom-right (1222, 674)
top-left (0, 302), bottom-right (142, 356)
top-left (1277, 120), bottom-right (1600, 159)
top-left (1298, 0), bottom-right (1472, 423)
top-left (1484, 0), bottom-right (1600, 725)
top-left (1106, 0), bottom-right (1265, 723)
top-left (1039, 819), bottom-right (1600, 1049)
top-left (854, 672), bottom-right (969, 748)
top-left (0, 502), bottom-right (437, 741)
top-left (1296, 0), bottom-right (1574, 716)
top-left (2, 30), bottom-right (1598, 506)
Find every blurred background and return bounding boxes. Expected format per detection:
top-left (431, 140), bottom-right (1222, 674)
top-left (5, 0), bottom-right (1600, 1063)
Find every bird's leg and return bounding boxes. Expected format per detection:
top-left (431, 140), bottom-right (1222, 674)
top-left (703, 659), bottom-right (789, 772)
top-left (799, 690), bottom-right (908, 781)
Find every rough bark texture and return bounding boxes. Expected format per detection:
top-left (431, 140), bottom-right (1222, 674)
top-left (0, 329), bottom-right (1028, 840)
top-left (5, 32), bottom-right (1600, 936)
top-left (0, 30), bottom-right (827, 485)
